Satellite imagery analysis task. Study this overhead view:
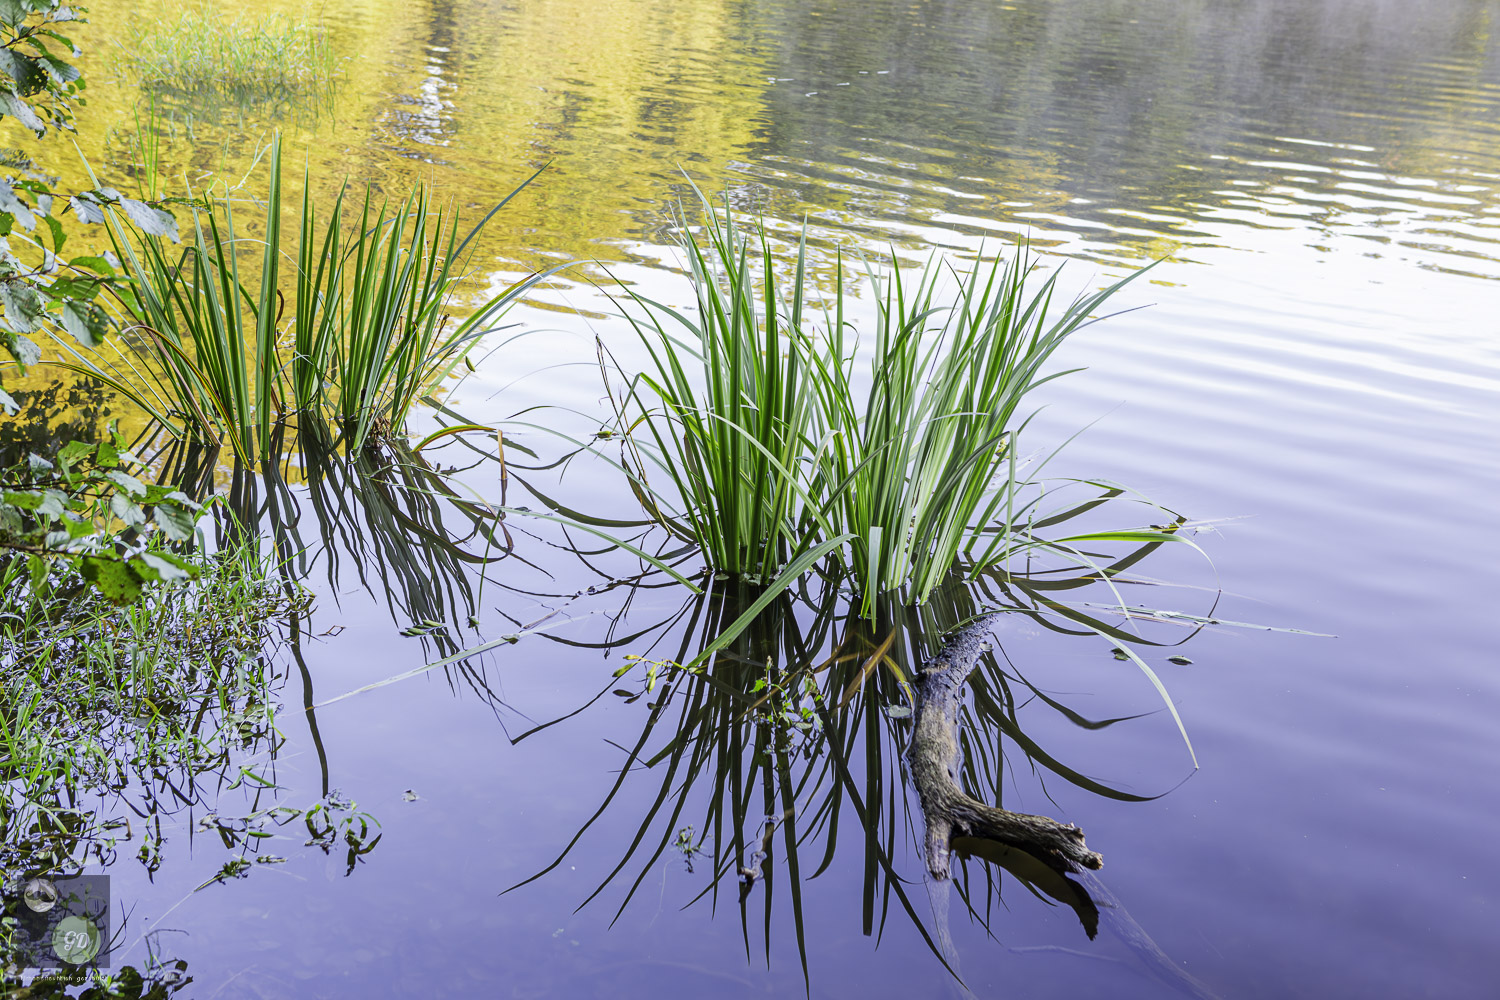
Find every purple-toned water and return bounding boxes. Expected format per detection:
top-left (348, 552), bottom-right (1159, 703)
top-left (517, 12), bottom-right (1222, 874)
top-left (13, 1), bottom-right (1499, 997)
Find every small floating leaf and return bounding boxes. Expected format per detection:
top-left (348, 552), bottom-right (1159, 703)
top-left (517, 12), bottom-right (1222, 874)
top-left (1167, 655), bottom-right (1193, 665)
top-left (1111, 647), bottom-right (1129, 661)
top-left (883, 705), bottom-right (912, 719)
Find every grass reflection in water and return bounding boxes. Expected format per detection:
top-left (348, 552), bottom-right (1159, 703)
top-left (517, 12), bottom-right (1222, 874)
top-left (495, 496), bottom-right (1220, 996)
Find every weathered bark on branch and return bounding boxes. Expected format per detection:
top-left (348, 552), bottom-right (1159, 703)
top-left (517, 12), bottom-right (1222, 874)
top-left (909, 613), bottom-right (1104, 879)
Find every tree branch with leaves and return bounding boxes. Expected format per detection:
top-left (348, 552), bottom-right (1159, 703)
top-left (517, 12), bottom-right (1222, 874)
top-left (0, 1), bottom-right (194, 601)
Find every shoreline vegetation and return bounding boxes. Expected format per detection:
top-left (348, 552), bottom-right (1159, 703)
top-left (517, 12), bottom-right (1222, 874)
top-left (1, 113), bottom-right (1194, 961)
top-left (0, 3), bottom-right (1227, 991)
top-left (114, 1), bottom-right (342, 104)
top-left (53, 138), bottom-right (558, 461)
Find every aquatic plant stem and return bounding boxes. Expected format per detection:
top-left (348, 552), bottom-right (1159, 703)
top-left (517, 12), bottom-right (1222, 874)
top-left (910, 612), bottom-right (1103, 877)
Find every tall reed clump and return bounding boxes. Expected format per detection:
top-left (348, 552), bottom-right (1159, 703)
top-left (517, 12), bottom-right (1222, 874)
top-left (58, 139), bottom-right (552, 462)
top-left (610, 207), bottom-right (834, 581)
top-left (117, 2), bottom-right (340, 102)
top-left (807, 250), bottom-right (1149, 616)
top-left (612, 198), bottom-right (1157, 617)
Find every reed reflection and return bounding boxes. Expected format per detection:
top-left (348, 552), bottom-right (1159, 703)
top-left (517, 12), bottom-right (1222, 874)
top-left (502, 508), bottom-right (1219, 995)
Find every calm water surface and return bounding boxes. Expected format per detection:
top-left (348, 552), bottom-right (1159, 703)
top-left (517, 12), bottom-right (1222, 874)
top-left (7, 0), bottom-right (1500, 997)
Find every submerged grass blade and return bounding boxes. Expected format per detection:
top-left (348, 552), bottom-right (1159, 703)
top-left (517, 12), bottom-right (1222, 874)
top-left (1086, 625), bottom-right (1197, 769)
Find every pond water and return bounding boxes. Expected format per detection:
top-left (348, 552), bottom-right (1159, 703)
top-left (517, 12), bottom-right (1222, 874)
top-left (6, 0), bottom-right (1500, 997)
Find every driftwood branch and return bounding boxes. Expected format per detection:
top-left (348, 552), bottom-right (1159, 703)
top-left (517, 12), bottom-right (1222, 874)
top-left (909, 613), bottom-right (1103, 879)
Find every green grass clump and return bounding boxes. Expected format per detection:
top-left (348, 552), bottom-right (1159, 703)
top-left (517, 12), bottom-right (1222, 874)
top-left (611, 208), bottom-right (828, 582)
top-left (57, 139), bottom-right (555, 461)
top-left (612, 197), bottom-right (1162, 616)
top-left (806, 247), bottom-right (1147, 616)
top-left (117, 2), bottom-right (340, 101)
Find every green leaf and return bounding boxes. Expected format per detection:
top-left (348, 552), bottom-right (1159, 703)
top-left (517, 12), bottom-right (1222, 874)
top-left (80, 555), bottom-right (144, 605)
top-left (68, 194), bottom-right (103, 225)
top-left (96, 439), bottom-right (119, 467)
top-left (5, 330), bottom-right (39, 365)
top-left (38, 27), bottom-right (78, 49)
top-left (0, 384), bottom-right (15, 415)
top-left (61, 513), bottom-right (94, 539)
top-left (153, 501), bottom-right (198, 542)
top-left (104, 469), bottom-right (145, 497)
top-left (61, 298), bottom-right (107, 347)
top-left (2, 488), bottom-right (40, 508)
top-left (0, 282), bottom-right (46, 332)
top-left (0, 51), bottom-right (46, 96)
top-left (142, 485), bottom-right (199, 508)
top-left (0, 1), bottom-right (25, 28)
top-left (109, 492), bottom-right (146, 527)
top-left (119, 198), bottom-right (178, 240)
top-left (0, 88), bottom-right (45, 137)
top-left (47, 274), bottom-right (97, 299)
top-left (41, 212), bottom-right (63, 252)
top-left (0, 500), bottom-right (20, 535)
top-left (69, 254), bottom-right (113, 275)
top-left (56, 439), bottom-right (94, 464)
top-left (0, 180), bottom-right (34, 232)
top-left (131, 552), bottom-right (192, 583)
top-left (34, 51), bottom-right (80, 86)
top-left (27, 554), bottom-right (46, 590)
top-left (2, 489), bottom-right (64, 516)
top-left (140, 549), bottom-right (196, 577)
top-left (127, 554), bottom-right (163, 582)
